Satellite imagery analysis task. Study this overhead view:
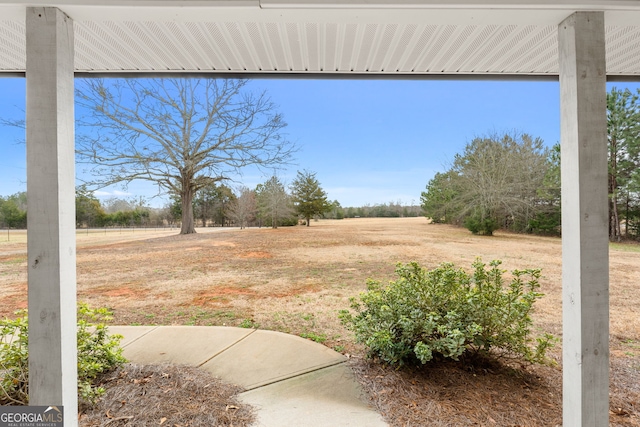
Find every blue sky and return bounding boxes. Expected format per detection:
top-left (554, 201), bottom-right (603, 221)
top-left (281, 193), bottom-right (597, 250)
top-left (1, 77), bottom-right (639, 207)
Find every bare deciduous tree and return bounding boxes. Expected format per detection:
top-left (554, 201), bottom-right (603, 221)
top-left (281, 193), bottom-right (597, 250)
top-left (228, 186), bottom-right (257, 229)
top-left (421, 131), bottom-right (551, 234)
top-left (75, 78), bottom-right (295, 234)
top-left (453, 132), bottom-right (549, 226)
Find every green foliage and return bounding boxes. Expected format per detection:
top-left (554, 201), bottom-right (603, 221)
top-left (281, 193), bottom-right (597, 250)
top-left (1, 187), bottom-right (160, 230)
top-left (463, 213), bottom-right (498, 235)
top-left (76, 187), bottom-right (107, 228)
top-left (340, 259), bottom-right (554, 367)
top-left (255, 176), bottom-right (297, 228)
top-left (324, 200), bottom-right (345, 219)
top-left (104, 207), bottom-right (150, 227)
top-left (164, 196), bottom-right (183, 225)
top-left (0, 304), bottom-right (126, 406)
top-left (538, 143), bottom-right (561, 206)
top-left (193, 183), bottom-right (236, 227)
top-left (607, 87), bottom-right (640, 241)
top-left (239, 318), bottom-right (259, 329)
top-left (0, 193), bottom-right (27, 229)
top-left (0, 314), bottom-right (28, 405)
top-left (76, 304), bottom-right (127, 403)
top-left (341, 203), bottom-right (421, 219)
top-left (299, 331), bottom-right (327, 343)
top-left (421, 171), bottom-right (459, 223)
top-left (530, 142), bottom-right (562, 235)
top-left (290, 170), bottom-right (331, 226)
top-left (527, 210), bottom-right (561, 235)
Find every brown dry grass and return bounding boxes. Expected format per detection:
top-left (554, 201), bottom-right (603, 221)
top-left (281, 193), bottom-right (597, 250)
top-left (1, 218), bottom-right (639, 426)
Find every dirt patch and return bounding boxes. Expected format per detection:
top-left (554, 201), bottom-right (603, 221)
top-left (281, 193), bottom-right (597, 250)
top-left (268, 281), bottom-right (323, 298)
top-left (212, 241), bottom-right (236, 247)
top-left (100, 287), bottom-right (141, 298)
top-left (191, 287), bottom-right (258, 306)
top-left (239, 251), bottom-right (272, 258)
top-left (190, 281), bottom-right (322, 306)
top-left (0, 282), bottom-right (27, 311)
top-left (89, 284), bottom-right (150, 299)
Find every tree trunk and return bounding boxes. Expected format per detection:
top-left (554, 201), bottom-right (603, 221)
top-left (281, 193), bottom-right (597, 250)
top-left (625, 191), bottom-right (630, 237)
top-left (612, 194), bottom-right (621, 242)
top-left (181, 188), bottom-right (196, 234)
top-left (609, 139), bottom-right (622, 241)
top-left (306, 215), bottom-right (311, 226)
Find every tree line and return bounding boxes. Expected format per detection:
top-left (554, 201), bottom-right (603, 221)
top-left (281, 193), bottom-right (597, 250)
top-left (167, 170), bottom-right (421, 228)
top-left (0, 190), bottom-right (157, 229)
top-left (0, 170), bottom-right (332, 229)
top-left (421, 132), bottom-right (559, 235)
top-left (2, 171), bottom-right (422, 230)
top-left (168, 170), bottom-right (333, 229)
top-left (338, 203), bottom-right (421, 219)
top-left (421, 87), bottom-right (640, 240)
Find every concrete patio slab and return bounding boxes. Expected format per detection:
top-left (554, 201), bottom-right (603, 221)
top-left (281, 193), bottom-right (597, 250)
top-left (200, 329), bottom-right (346, 389)
top-left (117, 325), bottom-right (254, 366)
top-left (238, 364), bottom-right (387, 427)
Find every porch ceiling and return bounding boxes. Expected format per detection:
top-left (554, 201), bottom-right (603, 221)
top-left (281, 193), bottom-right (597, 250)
top-left (1, 1), bottom-right (640, 77)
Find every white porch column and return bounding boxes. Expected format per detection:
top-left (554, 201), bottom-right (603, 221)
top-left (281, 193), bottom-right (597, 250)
top-left (558, 11), bottom-right (609, 427)
top-left (26, 7), bottom-right (77, 424)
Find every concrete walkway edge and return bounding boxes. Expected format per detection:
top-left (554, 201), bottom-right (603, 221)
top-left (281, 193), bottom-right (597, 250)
top-left (109, 326), bottom-right (388, 427)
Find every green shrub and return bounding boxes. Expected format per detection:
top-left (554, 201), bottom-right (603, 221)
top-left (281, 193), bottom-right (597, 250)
top-left (527, 210), bottom-right (561, 236)
top-left (0, 303), bottom-right (126, 406)
top-left (0, 314), bottom-right (28, 405)
top-left (464, 214), bottom-right (498, 235)
top-left (339, 259), bottom-right (554, 366)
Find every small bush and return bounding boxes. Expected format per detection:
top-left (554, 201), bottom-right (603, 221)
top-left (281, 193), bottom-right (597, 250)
top-left (0, 303), bottom-right (126, 406)
top-left (464, 214), bottom-right (498, 235)
top-left (339, 259), bottom-right (554, 366)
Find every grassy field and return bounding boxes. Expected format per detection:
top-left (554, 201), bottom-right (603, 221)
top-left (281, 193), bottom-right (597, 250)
top-left (1, 218), bottom-right (638, 425)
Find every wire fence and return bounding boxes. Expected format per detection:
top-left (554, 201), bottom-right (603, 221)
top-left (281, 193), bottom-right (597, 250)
top-left (2, 224), bottom-right (179, 242)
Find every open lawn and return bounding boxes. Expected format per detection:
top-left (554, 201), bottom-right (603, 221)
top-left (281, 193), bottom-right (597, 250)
top-left (1, 218), bottom-right (638, 425)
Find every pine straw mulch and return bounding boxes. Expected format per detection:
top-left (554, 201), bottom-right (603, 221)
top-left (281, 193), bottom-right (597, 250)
top-left (76, 355), bottom-right (639, 427)
top-left (349, 354), bottom-right (640, 427)
top-left (79, 363), bottom-right (255, 427)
